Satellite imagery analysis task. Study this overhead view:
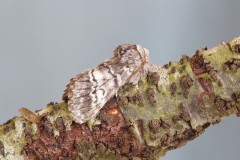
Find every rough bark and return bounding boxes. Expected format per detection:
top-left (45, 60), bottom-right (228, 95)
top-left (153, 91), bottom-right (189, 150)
top-left (0, 37), bottom-right (240, 160)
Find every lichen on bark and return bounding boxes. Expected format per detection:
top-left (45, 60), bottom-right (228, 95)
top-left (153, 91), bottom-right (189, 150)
top-left (0, 37), bottom-right (240, 160)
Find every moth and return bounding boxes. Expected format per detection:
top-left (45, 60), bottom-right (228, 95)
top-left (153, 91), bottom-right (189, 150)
top-left (63, 44), bottom-right (157, 124)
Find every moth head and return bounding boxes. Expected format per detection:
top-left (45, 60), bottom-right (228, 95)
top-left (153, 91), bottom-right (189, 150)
top-left (114, 44), bottom-right (150, 65)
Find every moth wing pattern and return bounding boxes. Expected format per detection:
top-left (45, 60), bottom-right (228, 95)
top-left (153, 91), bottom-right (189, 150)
top-left (63, 65), bottom-right (119, 124)
top-left (63, 44), bottom-right (158, 124)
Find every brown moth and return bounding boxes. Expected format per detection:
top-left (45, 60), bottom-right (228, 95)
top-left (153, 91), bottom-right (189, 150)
top-left (63, 44), bottom-right (157, 124)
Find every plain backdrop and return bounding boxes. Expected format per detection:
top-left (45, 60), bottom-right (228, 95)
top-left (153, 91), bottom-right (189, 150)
top-left (0, 1), bottom-right (240, 160)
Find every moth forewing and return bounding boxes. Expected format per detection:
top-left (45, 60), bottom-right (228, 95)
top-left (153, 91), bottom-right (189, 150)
top-left (63, 44), bottom-right (156, 124)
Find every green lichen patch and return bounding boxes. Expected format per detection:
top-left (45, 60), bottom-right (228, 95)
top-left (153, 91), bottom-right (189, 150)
top-left (38, 102), bottom-right (73, 131)
top-left (0, 118), bottom-right (29, 160)
top-left (76, 140), bottom-right (128, 160)
top-left (0, 102), bottom-right (74, 160)
top-left (118, 38), bottom-right (240, 153)
top-left (1, 37), bottom-right (240, 160)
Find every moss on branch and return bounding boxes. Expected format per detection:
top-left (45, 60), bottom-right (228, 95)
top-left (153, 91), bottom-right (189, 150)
top-left (0, 37), bottom-right (240, 160)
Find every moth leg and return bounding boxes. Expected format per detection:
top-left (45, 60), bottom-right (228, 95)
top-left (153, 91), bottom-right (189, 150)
top-left (128, 119), bottom-right (143, 143)
top-left (86, 117), bottom-right (101, 131)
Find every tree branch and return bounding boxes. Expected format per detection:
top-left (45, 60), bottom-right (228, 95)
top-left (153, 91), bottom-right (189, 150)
top-left (0, 37), bottom-right (240, 160)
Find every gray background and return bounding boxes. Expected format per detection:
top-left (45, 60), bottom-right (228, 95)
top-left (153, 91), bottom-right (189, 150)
top-left (0, 1), bottom-right (240, 160)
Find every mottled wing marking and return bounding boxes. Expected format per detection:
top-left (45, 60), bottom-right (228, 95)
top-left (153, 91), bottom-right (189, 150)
top-left (64, 68), bottom-right (117, 124)
top-left (63, 44), bottom-right (157, 124)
